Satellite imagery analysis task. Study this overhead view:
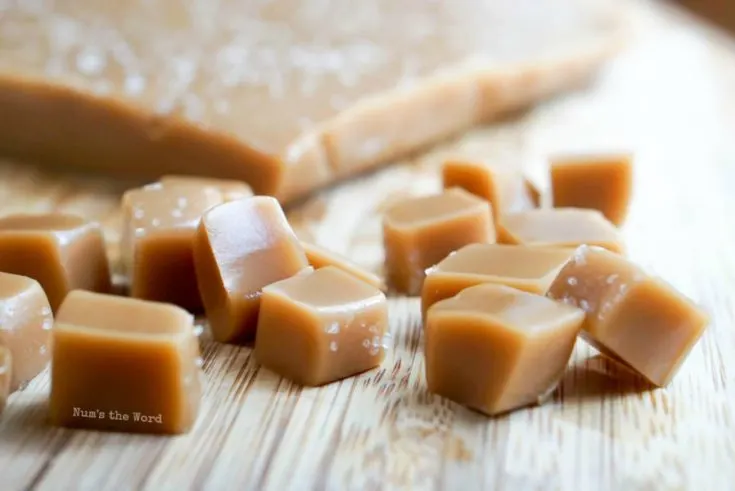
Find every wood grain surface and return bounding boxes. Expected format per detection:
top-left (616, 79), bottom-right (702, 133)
top-left (1, 1), bottom-right (735, 489)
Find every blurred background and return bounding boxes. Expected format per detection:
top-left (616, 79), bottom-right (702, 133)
top-left (676, 0), bottom-right (735, 33)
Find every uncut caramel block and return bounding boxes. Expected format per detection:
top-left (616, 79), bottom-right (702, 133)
top-left (550, 154), bottom-right (632, 226)
top-left (498, 208), bottom-right (624, 254)
top-left (421, 244), bottom-right (574, 318)
top-left (383, 188), bottom-right (495, 295)
top-left (194, 197), bottom-right (309, 343)
top-left (425, 284), bottom-right (584, 416)
top-left (0, 346), bottom-right (10, 414)
top-left (547, 246), bottom-right (709, 387)
top-left (0, 273), bottom-right (53, 391)
top-left (122, 184), bottom-right (222, 311)
top-left (0, 214), bottom-right (111, 312)
top-left (302, 241), bottom-right (383, 290)
top-left (50, 291), bottom-right (202, 434)
top-left (159, 175), bottom-right (253, 202)
top-left (255, 266), bottom-right (387, 386)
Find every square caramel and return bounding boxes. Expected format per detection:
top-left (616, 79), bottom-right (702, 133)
top-left (0, 214), bottom-right (111, 311)
top-left (421, 244), bottom-right (575, 318)
top-left (0, 346), bottom-right (10, 415)
top-left (301, 241), bottom-right (384, 290)
top-left (498, 208), bottom-right (624, 254)
top-left (382, 188), bottom-right (495, 295)
top-left (159, 175), bottom-right (253, 202)
top-left (550, 153), bottom-right (633, 226)
top-left (49, 291), bottom-right (202, 434)
top-left (547, 246), bottom-right (709, 386)
top-left (194, 197), bottom-right (309, 343)
top-left (425, 284), bottom-right (584, 416)
top-left (255, 266), bottom-right (388, 386)
top-left (122, 184), bottom-right (223, 311)
top-left (0, 272), bottom-right (53, 392)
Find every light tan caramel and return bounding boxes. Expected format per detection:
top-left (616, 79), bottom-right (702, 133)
top-left (383, 188), bottom-right (495, 295)
top-left (302, 242), bottom-right (383, 290)
top-left (550, 154), bottom-right (633, 225)
top-left (159, 175), bottom-right (253, 202)
top-left (0, 1), bottom-right (619, 202)
top-left (255, 266), bottom-right (387, 386)
top-left (425, 284), bottom-right (584, 416)
top-left (0, 273), bottom-right (53, 392)
top-left (498, 208), bottom-right (624, 254)
top-left (0, 214), bottom-right (111, 312)
top-left (547, 246), bottom-right (708, 387)
top-left (422, 244), bottom-right (574, 318)
top-left (0, 346), bottom-right (11, 415)
top-left (49, 291), bottom-right (202, 434)
top-left (122, 184), bottom-right (222, 311)
top-left (194, 197), bottom-right (309, 343)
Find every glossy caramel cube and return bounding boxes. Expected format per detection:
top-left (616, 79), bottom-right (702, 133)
top-left (255, 266), bottom-right (388, 386)
top-left (159, 175), bottom-right (253, 202)
top-left (302, 241), bottom-right (383, 290)
top-left (421, 244), bottom-right (574, 318)
top-left (194, 197), bottom-right (309, 343)
top-left (0, 214), bottom-right (111, 311)
top-left (0, 273), bottom-right (53, 391)
top-left (498, 208), bottom-right (624, 254)
top-left (0, 346), bottom-right (10, 415)
top-left (547, 246), bottom-right (708, 386)
top-left (550, 154), bottom-right (633, 226)
top-left (49, 291), bottom-right (202, 434)
top-left (426, 284), bottom-right (584, 416)
top-left (383, 188), bottom-right (495, 295)
top-left (122, 184), bottom-right (222, 311)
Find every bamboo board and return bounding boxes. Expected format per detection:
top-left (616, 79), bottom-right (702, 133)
top-left (1, 2), bottom-right (735, 490)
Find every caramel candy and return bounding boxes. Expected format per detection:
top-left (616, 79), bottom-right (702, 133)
top-left (49, 291), bottom-right (202, 434)
top-left (550, 154), bottom-right (633, 226)
top-left (194, 197), bottom-right (309, 343)
top-left (302, 241), bottom-right (383, 290)
top-left (383, 188), bottom-right (495, 295)
top-left (255, 266), bottom-right (387, 386)
top-left (498, 208), bottom-right (624, 254)
top-left (0, 346), bottom-right (11, 414)
top-left (0, 273), bottom-right (53, 392)
top-left (122, 184), bottom-right (222, 311)
top-left (159, 175), bottom-right (253, 202)
top-left (547, 246), bottom-right (708, 386)
top-left (425, 284), bottom-right (584, 416)
top-left (0, 214), bottom-right (111, 311)
top-left (422, 244), bottom-right (574, 318)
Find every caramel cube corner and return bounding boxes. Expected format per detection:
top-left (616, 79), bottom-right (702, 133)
top-left (425, 284), bottom-right (584, 416)
top-left (159, 175), bottom-right (253, 202)
top-left (50, 291), bottom-right (202, 434)
top-left (550, 153), bottom-right (633, 226)
top-left (194, 197), bottom-right (309, 343)
top-left (383, 188), bottom-right (495, 295)
top-left (301, 241), bottom-right (384, 290)
top-left (548, 246), bottom-right (708, 386)
top-left (0, 214), bottom-right (111, 311)
top-left (422, 244), bottom-right (574, 318)
top-left (255, 266), bottom-right (388, 386)
top-left (0, 346), bottom-right (11, 415)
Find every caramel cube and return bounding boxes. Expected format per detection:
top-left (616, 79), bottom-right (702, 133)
top-left (255, 266), bottom-right (387, 386)
top-left (0, 214), bottom-right (111, 311)
top-left (498, 208), bottom-right (624, 254)
top-left (302, 241), bottom-right (383, 290)
top-left (547, 246), bottom-right (708, 386)
top-left (159, 175), bottom-right (253, 202)
top-left (425, 284), bottom-right (584, 416)
top-left (383, 188), bottom-right (495, 295)
top-left (421, 244), bottom-right (574, 318)
top-left (122, 184), bottom-right (222, 311)
top-left (49, 291), bottom-right (202, 434)
top-left (0, 346), bottom-right (11, 415)
top-left (550, 154), bottom-right (633, 226)
top-left (194, 197), bottom-right (309, 343)
top-left (0, 273), bottom-right (53, 391)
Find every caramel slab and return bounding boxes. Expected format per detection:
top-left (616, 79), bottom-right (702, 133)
top-left (425, 284), bottom-right (584, 416)
top-left (0, 214), bottom-right (111, 311)
top-left (547, 246), bottom-right (708, 386)
top-left (50, 291), bottom-right (202, 434)
top-left (302, 241), bottom-right (383, 290)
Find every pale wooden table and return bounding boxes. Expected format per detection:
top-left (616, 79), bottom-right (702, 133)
top-left (1, 1), bottom-right (734, 489)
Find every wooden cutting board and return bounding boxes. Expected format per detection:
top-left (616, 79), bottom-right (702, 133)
top-left (1, 1), bottom-right (735, 489)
